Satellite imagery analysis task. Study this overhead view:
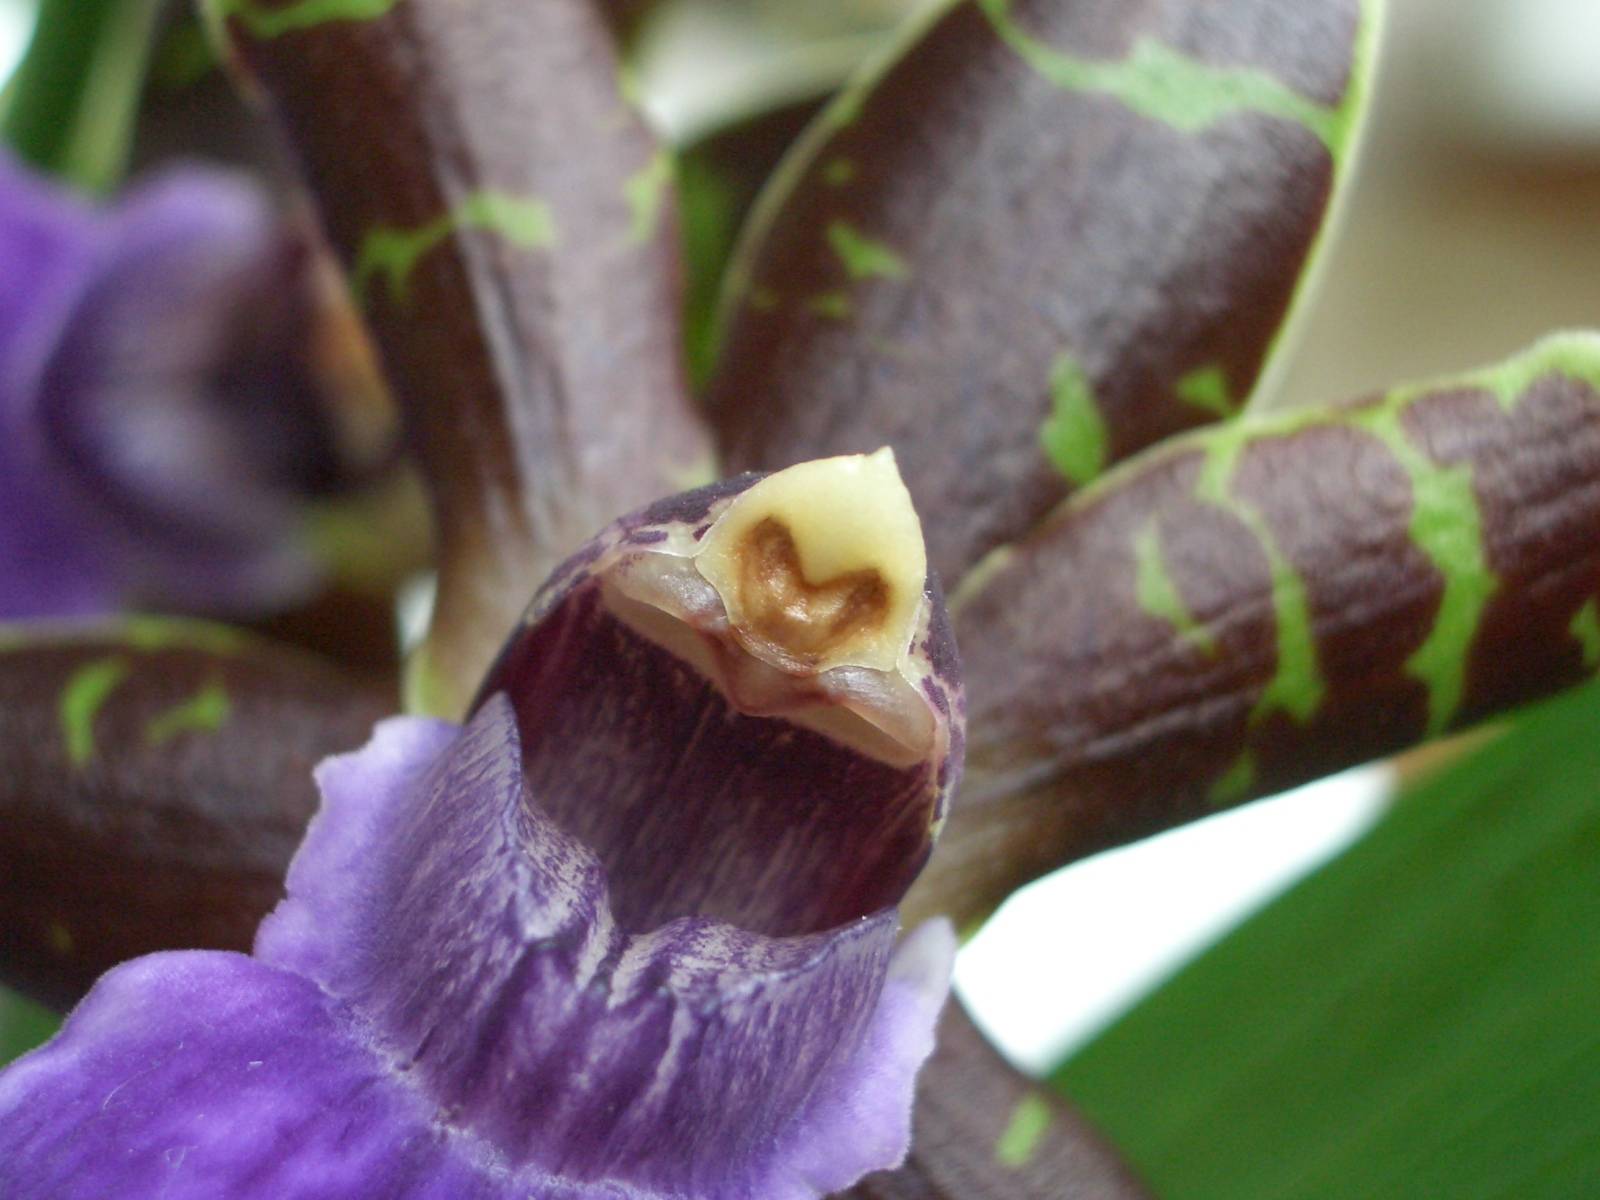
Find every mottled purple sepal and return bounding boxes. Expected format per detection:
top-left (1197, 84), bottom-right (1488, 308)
top-left (0, 618), bottom-right (388, 1009)
top-left (0, 700), bottom-right (954, 1197)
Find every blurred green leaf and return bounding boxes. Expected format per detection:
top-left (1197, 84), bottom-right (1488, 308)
top-left (1, 0), bottom-right (161, 192)
top-left (1054, 681), bottom-right (1600, 1199)
top-left (0, 986), bottom-right (57, 1067)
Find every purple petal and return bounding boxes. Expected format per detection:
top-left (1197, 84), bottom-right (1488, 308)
top-left (0, 154), bottom-right (94, 377)
top-left (775, 920), bottom-right (956, 1196)
top-left (0, 154), bottom-right (116, 618)
top-left (254, 700), bottom-right (953, 1197)
top-left (35, 167), bottom-right (321, 612)
top-left (0, 952), bottom-right (489, 1199)
top-left (0, 933), bottom-right (950, 1199)
top-left (0, 153), bottom-right (324, 619)
top-left (1, 706), bottom-right (951, 1196)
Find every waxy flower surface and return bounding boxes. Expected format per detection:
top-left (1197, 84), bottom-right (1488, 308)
top-left (0, 455), bottom-right (964, 1199)
top-left (0, 150), bottom-right (337, 620)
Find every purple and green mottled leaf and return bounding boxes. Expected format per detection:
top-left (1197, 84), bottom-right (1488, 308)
top-left (907, 333), bottom-right (1600, 928)
top-left (208, 0), bottom-right (714, 717)
top-left (843, 1004), bottom-right (1150, 1200)
top-left (0, 618), bottom-right (387, 1009)
top-left (1054, 679), bottom-right (1600, 1200)
top-left (709, 0), bottom-right (1380, 583)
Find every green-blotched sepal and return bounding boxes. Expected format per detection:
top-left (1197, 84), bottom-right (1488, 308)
top-left (710, 0), bottom-right (1380, 584)
top-left (0, 618), bottom-right (387, 1008)
top-left (208, 0), bottom-right (714, 717)
top-left (911, 333), bottom-right (1600, 928)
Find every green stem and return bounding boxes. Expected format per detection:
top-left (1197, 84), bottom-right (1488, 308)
top-left (1, 0), bottom-right (163, 193)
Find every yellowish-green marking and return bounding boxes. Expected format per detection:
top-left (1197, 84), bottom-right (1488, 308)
top-left (977, 0), bottom-right (1345, 152)
top-left (617, 61), bottom-right (645, 108)
top-left (1572, 600), bottom-right (1600, 671)
top-left (1134, 521), bottom-right (1216, 655)
top-left (822, 158), bottom-right (858, 187)
top-left (826, 221), bottom-right (909, 282)
top-left (805, 290), bottom-right (854, 320)
top-left (1179, 331), bottom-right (1600, 732)
top-left (48, 922), bottom-right (74, 956)
top-left (1184, 338), bottom-right (1593, 735)
top-left (123, 616), bottom-right (247, 656)
top-left (1195, 423), bottom-right (1325, 725)
top-left (1347, 404), bottom-right (1496, 736)
top-left (354, 191), bottom-right (556, 308)
top-left (824, 85), bottom-right (870, 131)
top-left (0, 616), bottom-right (247, 657)
top-left (1040, 353), bottom-right (1108, 487)
top-left (1176, 363), bottom-right (1238, 420)
top-left (1208, 750), bottom-right (1256, 807)
top-left (1472, 330), bottom-right (1600, 413)
top-left (749, 285), bottom-right (780, 313)
top-left (210, 0), bottom-right (402, 39)
top-left (60, 656), bottom-right (131, 767)
top-left (145, 680), bottom-right (232, 746)
top-left (1025, 334), bottom-right (1600, 774)
top-left (624, 150), bottom-right (674, 245)
top-left (996, 1092), bottom-right (1053, 1168)
top-left (1378, 332), bottom-right (1600, 417)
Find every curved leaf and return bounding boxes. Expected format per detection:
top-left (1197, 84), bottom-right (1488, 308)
top-left (209, 0), bottom-right (714, 716)
top-left (0, 619), bottom-right (387, 1008)
top-left (843, 1003), bottom-right (1150, 1200)
top-left (710, 0), bottom-right (1380, 582)
top-left (909, 333), bottom-right (1600, 927)
top-left (1055, 679), bottom-right (1600, 1199)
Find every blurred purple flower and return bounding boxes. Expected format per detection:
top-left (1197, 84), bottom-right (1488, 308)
top-left (0, 151), bottom-right (345, 620)
top-left (0, 464), bottom-right (963, 1199)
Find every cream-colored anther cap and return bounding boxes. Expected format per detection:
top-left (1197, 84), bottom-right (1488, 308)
top-left (694, 448), bottom-right (927, 673)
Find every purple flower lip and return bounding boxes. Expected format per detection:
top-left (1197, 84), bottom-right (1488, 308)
top-left (478, 449), bottom-right (965, 937)
top-left (0, 456), bottom-right (965, 1198)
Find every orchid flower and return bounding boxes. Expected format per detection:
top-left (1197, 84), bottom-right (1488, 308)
top-left (0, 149), bottom-right (359, 621)
top-left (0, 452), bottom-right (966, 1197)
top-left (5, 0), bottom-right (1600, 1197)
